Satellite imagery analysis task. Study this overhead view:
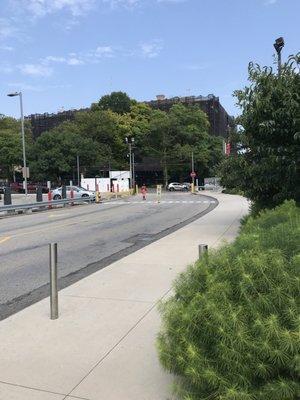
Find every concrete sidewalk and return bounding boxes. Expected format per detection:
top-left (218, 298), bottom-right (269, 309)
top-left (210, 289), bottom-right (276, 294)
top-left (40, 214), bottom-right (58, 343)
top-left (0, 193), bottom-right (249, 400)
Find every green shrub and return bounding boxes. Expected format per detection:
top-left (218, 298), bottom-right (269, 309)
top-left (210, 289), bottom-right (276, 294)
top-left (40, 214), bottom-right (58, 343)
top-left (158, 201), bottom-right (300, 399)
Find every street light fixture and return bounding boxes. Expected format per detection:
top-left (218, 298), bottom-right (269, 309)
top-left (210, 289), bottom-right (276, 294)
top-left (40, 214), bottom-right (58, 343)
top-left (7, 91), bottom-right (28, 195)
top-left (273, 37), bottom-right (284, 76)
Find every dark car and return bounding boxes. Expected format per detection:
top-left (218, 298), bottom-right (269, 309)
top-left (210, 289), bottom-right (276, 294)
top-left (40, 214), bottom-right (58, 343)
top-left (0, 181), bottom-right (7, 194)
top-left (10, 182), bottom-right (49, 193)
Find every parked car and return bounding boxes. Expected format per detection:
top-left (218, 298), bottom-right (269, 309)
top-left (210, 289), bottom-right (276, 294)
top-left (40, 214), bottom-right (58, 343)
top-left (10, 182), bottom-right (49, 193)
top-left (51, 186), bottom-right (95, 200)
top-left (167, 182), bottom-right (189, 191)
top-left (0, 181), bottom-right (7, 194)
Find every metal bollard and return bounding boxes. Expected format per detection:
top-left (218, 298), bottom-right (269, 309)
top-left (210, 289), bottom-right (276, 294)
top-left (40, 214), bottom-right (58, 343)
top-left (61, 185), bottom-right (67, 199)
top-left (4, 186), bottom-right (12, 205)
top-left (198, 244), bottom-right (208, 259)
top-left (49, 243), bottom-right (58, 320)
top-left (36, 186), bottom-right (43, 202)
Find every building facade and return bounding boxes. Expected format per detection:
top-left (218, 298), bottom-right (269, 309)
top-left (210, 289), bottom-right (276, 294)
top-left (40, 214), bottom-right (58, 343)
top-left (145, 94), bottom-right (234, 138)
top-left (26, 94), bottom-right (233, 140)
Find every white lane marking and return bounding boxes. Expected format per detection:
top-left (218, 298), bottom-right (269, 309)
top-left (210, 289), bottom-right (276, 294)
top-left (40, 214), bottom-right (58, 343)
top-left (0, 236), bottom-right (11, 244)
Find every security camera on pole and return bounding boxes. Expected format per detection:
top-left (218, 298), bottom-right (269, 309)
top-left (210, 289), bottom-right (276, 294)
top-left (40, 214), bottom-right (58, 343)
top-left (273, 37), bottom-right (284, 76)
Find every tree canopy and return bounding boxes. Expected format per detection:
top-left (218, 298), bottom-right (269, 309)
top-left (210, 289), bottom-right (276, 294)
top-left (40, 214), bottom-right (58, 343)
top-left (94, 91), bottom-right (132, 114)
top-left (0, 93), bottom-right (224, 184)
top-left (219, 54), bottom-right (300, 212)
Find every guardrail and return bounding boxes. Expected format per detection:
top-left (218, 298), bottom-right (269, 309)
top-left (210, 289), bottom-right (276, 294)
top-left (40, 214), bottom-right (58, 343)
top-left (0, 197), bottom-right (93, 213)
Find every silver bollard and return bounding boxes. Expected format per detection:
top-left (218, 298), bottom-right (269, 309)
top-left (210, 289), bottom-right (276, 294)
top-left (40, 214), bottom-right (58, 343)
top-left (49, 243), bottom-right (58, 320)
top-left (198, 244), bottom-right (208, 259)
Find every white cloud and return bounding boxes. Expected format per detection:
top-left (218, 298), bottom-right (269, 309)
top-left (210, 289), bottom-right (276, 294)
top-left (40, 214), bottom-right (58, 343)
top-left (0, 45), bottom-right (14, 51)
top-left (44, 56), bottom-right (66, 63)
top-left (11, 0), bottom-right (95, 18)
top-left (18, 63), bottom-right (53, 77)
top-left (103, 0), bottom-right (141, 8)
top-left (42, 54), bottom-right (84, 66)
top-left (95, 46), bottom-right (115, 58)
top-left (0, 18), bottom-right (17, 40)
top-left (140, 40), bottom-right (163, 58)
top-left (67, 57), bottom-right (84, 65)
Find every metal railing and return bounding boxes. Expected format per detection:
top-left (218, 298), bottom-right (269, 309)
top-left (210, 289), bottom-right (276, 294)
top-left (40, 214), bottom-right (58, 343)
top-left (0, 197), bottom-right (93, 213)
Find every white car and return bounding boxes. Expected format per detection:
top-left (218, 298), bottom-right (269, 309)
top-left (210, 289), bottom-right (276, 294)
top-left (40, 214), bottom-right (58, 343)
top-left (167, 182), bottom-right (189, 191)
top-left (51, 186), bottom-right (95, 200)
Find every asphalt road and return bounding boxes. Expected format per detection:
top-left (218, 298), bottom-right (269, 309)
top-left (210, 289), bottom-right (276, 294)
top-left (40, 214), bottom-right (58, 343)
top-left (0, 192), bottom-right (217, 320)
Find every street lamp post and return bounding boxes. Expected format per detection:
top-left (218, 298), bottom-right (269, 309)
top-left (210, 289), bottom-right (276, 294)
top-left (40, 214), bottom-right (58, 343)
top-left (191, 151), bottom-right (195, 193)
top-left (132, 152), bottom-right (135, 190)
top-left (273, 37), bottom-right (284, 76)
top-left (7, 91), bottom-right (28, 195)
top-left (125, 136), bottom-right (134, 189)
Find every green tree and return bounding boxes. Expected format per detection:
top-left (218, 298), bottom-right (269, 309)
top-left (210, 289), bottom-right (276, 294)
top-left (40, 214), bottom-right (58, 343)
top-left (30, 123), bottom-right (102, 182)
top-left (95, 91), bottom-right (132, 115)
top-left (147, 104), bottom-right (223, 185)
top-left (74, 110), bottom-right (126, 169)
top-left (219, 54), bottom-right (300, 212)
top-left (0, 115), bottom-right (32, 180)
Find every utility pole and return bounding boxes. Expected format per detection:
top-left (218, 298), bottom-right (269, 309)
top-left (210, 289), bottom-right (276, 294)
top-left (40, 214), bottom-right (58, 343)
top-left (125, 136), bottom-right (134, 189)
top-left (191, 151), bottom-right (195, 193)
top-left (77, 155), bottom-right (80, 186)
top-left (132, 152), bottom-right (135, 190)
top-left (273, 37), bottom-right (284, 76)
top-left (7, 91), bottom-right (28, 195)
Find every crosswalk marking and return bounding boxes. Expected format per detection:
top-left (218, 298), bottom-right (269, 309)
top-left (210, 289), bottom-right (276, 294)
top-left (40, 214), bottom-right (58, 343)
top-left (102, 199), bottom-right (216, 206)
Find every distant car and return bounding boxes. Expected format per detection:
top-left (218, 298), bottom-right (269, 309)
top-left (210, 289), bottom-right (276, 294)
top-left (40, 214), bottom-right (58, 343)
top-left (203, 183), bottom-right (216, 190)
top-left (51, 186), bottom-right (95, 200)
top-left (0, 182), bottom-right (7, 194)
top-left (10, 182), bottom-right (49, 193)
top-left (167, 182), bottom-right (189, 192)
top-left (183, 182), bottom-right (192, 189)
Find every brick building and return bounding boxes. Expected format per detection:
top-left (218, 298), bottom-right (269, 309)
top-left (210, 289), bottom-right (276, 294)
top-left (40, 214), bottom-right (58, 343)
top-left (146, 94), bottom-right (234, 138)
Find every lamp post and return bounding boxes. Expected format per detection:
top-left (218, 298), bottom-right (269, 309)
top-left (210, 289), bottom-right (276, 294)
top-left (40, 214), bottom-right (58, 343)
top-left (125, 136), bottom-right (134, 189)
top-left (273, 37), bottom-right (284, 76)
top-left (7, 91), bottom-right (28, 195)
top-left (191, 151), bottom-right (195, 193)
top-left (76, 155), bottom-right (80, 186)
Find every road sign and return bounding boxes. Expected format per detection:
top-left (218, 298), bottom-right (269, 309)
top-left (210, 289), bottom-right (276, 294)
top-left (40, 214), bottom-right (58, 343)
top-left (22, 166), bottom-right (30, 178)
top-left (190, 171), bottom-right (196, 178)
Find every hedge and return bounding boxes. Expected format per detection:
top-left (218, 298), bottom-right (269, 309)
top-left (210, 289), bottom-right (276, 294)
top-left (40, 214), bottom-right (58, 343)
top-left (157, 201), bottom-right (300, 400)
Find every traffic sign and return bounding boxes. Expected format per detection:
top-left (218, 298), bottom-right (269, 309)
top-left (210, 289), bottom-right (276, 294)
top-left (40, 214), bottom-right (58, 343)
top-left (190, 171), bottom-right (196, 178)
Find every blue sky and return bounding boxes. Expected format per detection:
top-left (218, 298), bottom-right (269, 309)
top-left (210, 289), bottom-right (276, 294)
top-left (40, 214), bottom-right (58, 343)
top-left (1, 0), bottom-right (299, 118)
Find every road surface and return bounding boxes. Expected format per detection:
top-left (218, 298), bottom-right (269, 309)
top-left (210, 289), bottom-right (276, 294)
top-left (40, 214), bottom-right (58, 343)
top-left (0, 192), bottom-right (217, 319)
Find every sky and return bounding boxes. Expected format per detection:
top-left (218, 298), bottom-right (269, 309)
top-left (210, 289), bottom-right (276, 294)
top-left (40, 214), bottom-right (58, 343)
top-left (0, 0), bottom-right (299, 118)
